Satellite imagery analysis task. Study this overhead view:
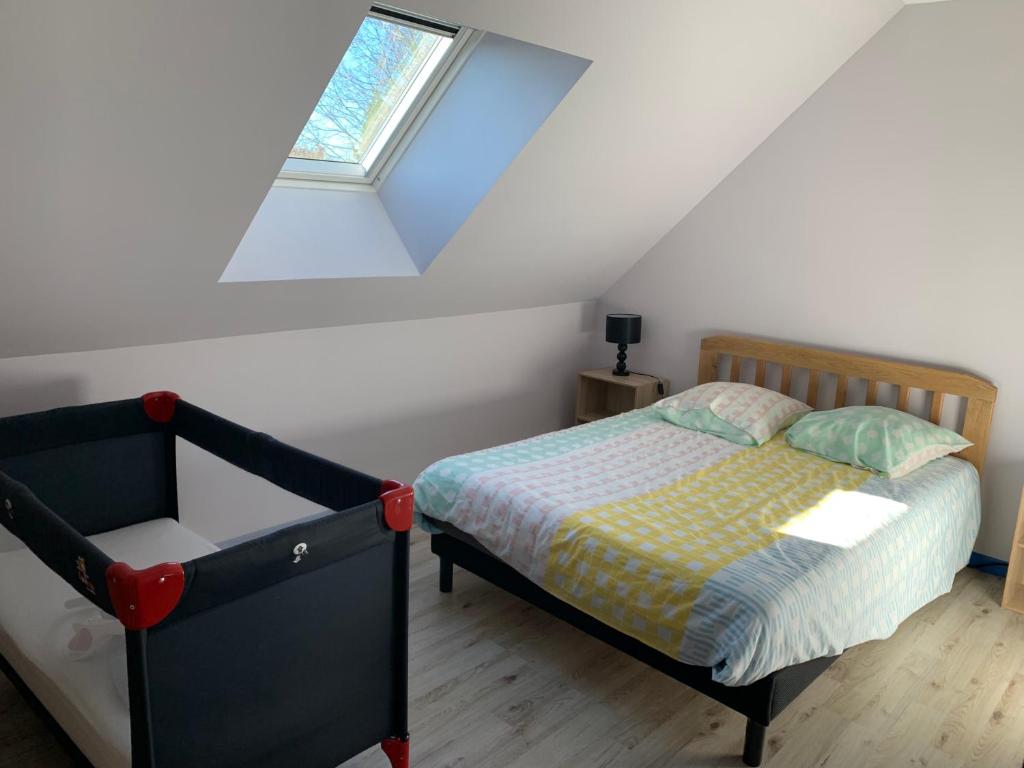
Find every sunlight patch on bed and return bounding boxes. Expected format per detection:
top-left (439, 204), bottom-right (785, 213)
top-left (775, 490), bottom-right (907, 548)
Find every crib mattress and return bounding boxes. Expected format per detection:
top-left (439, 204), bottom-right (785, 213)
top-left (415, 407), bottom-right (981, 686)
top-left (0, 518), bottom-right (219, 768)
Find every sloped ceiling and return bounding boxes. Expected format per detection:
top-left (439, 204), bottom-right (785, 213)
top-left (0, 0), bottom-right (904, 358)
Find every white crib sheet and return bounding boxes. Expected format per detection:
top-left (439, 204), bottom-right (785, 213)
top-left (0, 518), bottom-right (219, 768)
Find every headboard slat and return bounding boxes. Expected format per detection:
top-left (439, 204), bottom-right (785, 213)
top-left (755, 360), bottom-right (767, 387)
top-left (929, 392), bottom-right (945, 425)
top-left (729, 357), bottom-right (742, 382)
top-left (835, 375), bottom-right (848, 408)
top-left (897, 385), bottom-right (910, 411)
top-left (780, 366), bottom-right (793, 396)
top-left (865, 380), bottom-right (878, 406)
top-left (807, 370), bottom-right (820, 408)
top-left (698, 335), bottom-right (997, 476)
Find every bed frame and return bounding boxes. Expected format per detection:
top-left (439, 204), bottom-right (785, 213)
top-left (427, 334), bottom-right (997, 766)
top-left (0, 393), bottom-right (414, 768)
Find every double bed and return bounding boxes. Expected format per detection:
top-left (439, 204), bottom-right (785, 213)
top-left (415, 335), bottom-right (997, 766)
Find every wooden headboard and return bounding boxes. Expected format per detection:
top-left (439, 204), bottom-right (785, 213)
top-left (697, 335), bottom-right (998, 476)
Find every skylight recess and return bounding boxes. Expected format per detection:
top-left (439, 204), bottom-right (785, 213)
top-left (281, 5), bottom-right (466, 184)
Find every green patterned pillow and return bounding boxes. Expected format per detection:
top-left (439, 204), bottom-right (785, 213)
top-left (784, 406), bottom-right (972, 478)
top-left (663, 407), bottom-right (759, 446)
top-left (654, 382), bottom-right (811, 446)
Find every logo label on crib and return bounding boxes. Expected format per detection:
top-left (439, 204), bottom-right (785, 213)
top-left (76, 556), bottom-right (96, 595)
top-left (292, 543), bottom-right (309, 564)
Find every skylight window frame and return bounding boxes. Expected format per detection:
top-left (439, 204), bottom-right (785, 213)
top-left (278, 6), bottom-right (473, 187)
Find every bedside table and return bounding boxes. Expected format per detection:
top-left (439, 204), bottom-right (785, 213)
top-left (1002, 489), bottom-right (1024, 614)
top-left (575, 369), bottom-right (669, 425)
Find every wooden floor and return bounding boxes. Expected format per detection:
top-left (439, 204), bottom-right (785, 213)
top-left (2, 532), bottom-right (1023, 768)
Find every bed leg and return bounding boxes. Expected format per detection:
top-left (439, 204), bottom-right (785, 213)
top-left (743, 719), bottom-right (767, 767)
top-left (381, 735), bottom-right (410, 768)
top-left (439, 555), bottom-right (453, 593)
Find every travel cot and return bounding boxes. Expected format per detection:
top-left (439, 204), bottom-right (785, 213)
top-left (0, 392), bottom-right (412, 768)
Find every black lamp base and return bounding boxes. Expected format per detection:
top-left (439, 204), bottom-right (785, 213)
top-left (613, 343), bottom-right (630, 376)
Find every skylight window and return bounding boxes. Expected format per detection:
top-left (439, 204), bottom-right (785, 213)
top-left (280, 5), bottom-right (466, 184)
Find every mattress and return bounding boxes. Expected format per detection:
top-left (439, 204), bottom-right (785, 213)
top-left (0, 518), bottom-right (220, 768)
top-left (415, 407), bottom-right (980, 686)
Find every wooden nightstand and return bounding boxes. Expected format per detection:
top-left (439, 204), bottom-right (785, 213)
top-left (575, 369), bottom-right (669, 425)
top-left (1002, 489), bottom-right (1024, 614)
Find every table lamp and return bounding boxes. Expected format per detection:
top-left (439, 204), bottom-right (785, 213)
top-left (606, 313), bottom-right (642, 376)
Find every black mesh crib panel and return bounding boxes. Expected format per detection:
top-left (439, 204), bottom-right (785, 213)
top-left (170, 400), bottom-right (381, 515)
top-left (0, 399), bottom-right (176, 535)
top-left (130, 500), bottom-right (409, 768)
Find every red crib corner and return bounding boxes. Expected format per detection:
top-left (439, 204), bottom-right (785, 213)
top-left (381, 736), bottom-right (410, 768)
top-left (380, 480), bottom-right (414, 532)
top-left (142, 391), bottom-right (180, 423)
top-left (106, 561), bottom-right (185, 630)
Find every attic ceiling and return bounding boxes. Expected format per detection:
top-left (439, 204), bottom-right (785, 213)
top-left (0, 0), bottom-right (906, 358)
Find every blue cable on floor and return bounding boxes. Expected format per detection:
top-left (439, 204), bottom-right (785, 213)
top-left (968, 551), bottom-right (1008, 578)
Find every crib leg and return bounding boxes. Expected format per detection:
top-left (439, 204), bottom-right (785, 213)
top-left (743, 719), bottom-right (767, 767)
top-left (381, 736), bottom-right (410, 768)
top-left (439, 555), bottom-right (453, 593)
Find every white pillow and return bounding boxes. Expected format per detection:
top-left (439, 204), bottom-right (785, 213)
top-left (654, 382), bottom-right (811, 446)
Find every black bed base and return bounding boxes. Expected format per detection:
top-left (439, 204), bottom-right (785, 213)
top-left (429, 525), bottom-right (837, 767)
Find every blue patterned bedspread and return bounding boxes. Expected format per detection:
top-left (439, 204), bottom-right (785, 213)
top-left (415, 408), bottom-right (980, 685)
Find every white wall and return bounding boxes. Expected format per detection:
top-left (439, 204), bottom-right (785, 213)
top-left (0, 0), bottom-right (901, 357)
top-left (598, 0), bottom-right (1024, 559)
top-left (0, 303), bottom-right (594, 543)
top-left (221, 185), bottom-right (418, 282)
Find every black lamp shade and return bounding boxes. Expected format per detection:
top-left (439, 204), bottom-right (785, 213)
top-left (605, 314), bottom-right (642, 345)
